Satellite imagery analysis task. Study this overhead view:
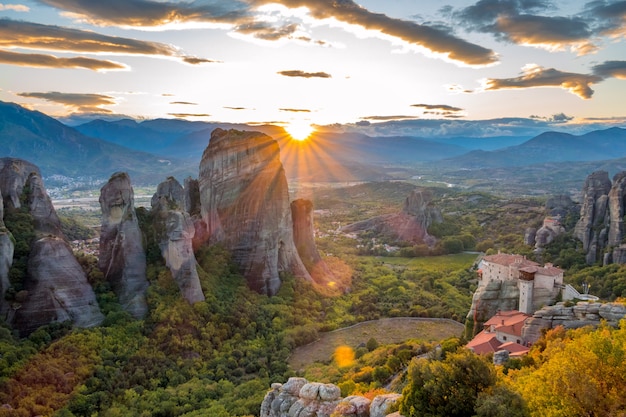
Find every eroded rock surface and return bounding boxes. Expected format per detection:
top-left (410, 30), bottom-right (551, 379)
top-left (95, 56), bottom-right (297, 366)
top-left (198, 129), bottom-right (310, 295)
top-left (522, 301), bottom-right (626, 344)
top-left (260, 378), bottom-right (402, 417)
top-left (0, 190), bottom-right (14, 310)
top-left (0, 158), bottom-right (40, 209)
top-left (99, 172), bottom-right (148, 318)
top-left (152, 177), bottom-right (204, 304)
top-left (466, 280), bottom-right (520, 336)
top-left (1, 165), bottom-right (102, 335)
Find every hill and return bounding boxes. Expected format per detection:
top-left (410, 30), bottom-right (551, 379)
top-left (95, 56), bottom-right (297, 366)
top-left (0, 101), bottom-right (195, 184)
top-left (442, 127), bottom-right (626, 169)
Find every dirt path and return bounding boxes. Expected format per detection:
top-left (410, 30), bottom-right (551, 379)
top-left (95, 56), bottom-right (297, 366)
top-left (288, 317), bottom-right (464, 370)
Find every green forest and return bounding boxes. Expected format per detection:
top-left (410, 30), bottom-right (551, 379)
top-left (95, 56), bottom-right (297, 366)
top-left (2, 181), bottom-right (626, 416)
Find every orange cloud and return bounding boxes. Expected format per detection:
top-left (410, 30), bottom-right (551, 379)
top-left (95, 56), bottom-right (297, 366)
top-left (0, 49), bottom-right (126, 71)
top-left (17, 91), bottom-right (117, 113)
top-left (278, 70), bottom-right (331, 78)
top-left (484, 64), bottom-right (602, 99)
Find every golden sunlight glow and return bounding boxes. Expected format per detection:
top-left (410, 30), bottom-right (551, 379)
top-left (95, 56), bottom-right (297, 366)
top-left (286, 121), bottom-right (314, 141)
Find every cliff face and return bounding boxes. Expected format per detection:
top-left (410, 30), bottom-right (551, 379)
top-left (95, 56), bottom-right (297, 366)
top-left (0, 164), bottom-right (103, 335)
top-left (465, 280), bottom-right (520, 336)
top-left (0, 158), bottom-right (41, 209)
top-left (99, 172), bottom-right (149, 318)
top-left (574, 171), bottom-right (626, 264)
top-left (340, 188), bottom-right (441, 244)
top-left (0, 190), bottom-right (14, 309)
top-left (198, 129), bottom-right (311, 295)
top-left (152, 177), bottom-right (204, 304)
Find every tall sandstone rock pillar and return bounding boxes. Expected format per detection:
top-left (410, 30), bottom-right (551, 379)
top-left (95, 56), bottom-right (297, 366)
top-left (0, 187), bottom-right (14, 314)
top-left (99, 172), bottom-right (149, 318)
top-left (152, 177), bottom-right (204, 304)
top-left (198, 129), bottom-right (311, 295)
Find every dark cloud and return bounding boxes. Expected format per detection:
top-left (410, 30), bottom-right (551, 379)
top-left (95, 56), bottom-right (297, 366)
top-left (17, 91), bottom-right (116, 113)
top-left (586, 0), bottom-right (626, 37)
top-left (182, 56), bottom-right (220, 65)
top-left (278, 70), bottom-right (332, 78)
top-left (530, 112), bottom-right (574, 122)
top-left (454, 0), bottom-right (601, 54)
top-left (279, 108), bottom-right (311, 113)
top-left (484, 64), bottom-right (602, 99)
top-left (0, 49), bottom-right (126, 70)
top-left (235, 22), bottom-right (300, 41)
top-left (411, 103), bottom-right (464, 112)
top-left (592, 60), bottom-right (626, 79)
top-left (168, 113), bottom-right (211, 118)
top-left (0, 18), bottom-right (213, 66)
top-left (224, 106), bottom-right (249, 110)
top-left (170, 101), bottom-right (197, 105)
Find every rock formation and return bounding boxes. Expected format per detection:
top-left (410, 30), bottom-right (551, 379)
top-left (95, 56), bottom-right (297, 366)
top-left (466, 280), bottom-right (520, 336)
top-left (198, 128), bottom-right (311, 295)
top-left (0, 189), bottom-right (14, 308)
top-left (0, 164), bottom-right (103, 335)
top-left (533, 217), bottom-right (565, 250)
top-left (291, 198), bottom-right (335, 287)
top-left (151, 177), bottom-right (204, 304)
top-left (608, 172), bottom-right (626, 247)
top-left (99, 172), bottom-right (149, 318)
top-left (574, 171), bottom-right (615, 264)
top-left (341, 188), bottom-right (442, 245)
top-left (260, 377), bottom-right (402, 417)
top-left (522, 301), bottom-right (626, 344)
top-left (0, 158), bottom-right (41, 209)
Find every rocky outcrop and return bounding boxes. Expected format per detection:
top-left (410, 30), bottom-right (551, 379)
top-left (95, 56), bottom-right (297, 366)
top-left (608, 172), bottom-right (626, 247)
top-left (545, 194), bottom-right (577, 218)
top-left (1, 166), bottom-right (103, 335)
top-left (260, 377), bottom-right (402, 417)
top-left (465, 280), bottom-right (519, 337)
top-left (99, 172), bottom-right (149, 318)
top-left (0, 158), bottom-right (41, 209)
top-left (341, 188), bottom-right (441, 245)
top-left (13, 235), bottom-right (104, 335)
top-left (534, 218), bottom-right (565, 250)
top-left (152, 177), bottom-right (204, 304)
top-left (198, 129), bottom-right (311, 295)
top-left (291, 198), bottom-right (336, 287)
top-left (574, 171), bottom-right (626, 264)
top-left (0, 190), bottom-right (14, 308)
top-left (522, 301), bottom-right (626, 344)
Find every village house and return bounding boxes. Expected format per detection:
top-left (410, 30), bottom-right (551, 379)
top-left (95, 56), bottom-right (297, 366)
top-left (466, 310), bottom-right (530, 356)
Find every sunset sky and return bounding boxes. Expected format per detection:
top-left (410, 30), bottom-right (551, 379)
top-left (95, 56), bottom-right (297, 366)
top-left (1, 0), bottom-right (625, 137)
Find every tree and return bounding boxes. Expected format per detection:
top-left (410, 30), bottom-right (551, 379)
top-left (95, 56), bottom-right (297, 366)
top-left (399, 348), bottom-right (496, 417)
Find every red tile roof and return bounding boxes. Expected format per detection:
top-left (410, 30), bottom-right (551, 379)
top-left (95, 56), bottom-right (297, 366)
top-left (466, 331), bottom-right (502, 354)
top-left (482, 253), bottom-right (538, 269)
top-left (499, 341), bottom-right (530, 357)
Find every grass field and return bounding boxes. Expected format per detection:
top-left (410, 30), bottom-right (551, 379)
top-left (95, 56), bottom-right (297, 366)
top-left (367, 253), bottom-right (480, 272)
top-left (288, 317), bottom-right (465, 370)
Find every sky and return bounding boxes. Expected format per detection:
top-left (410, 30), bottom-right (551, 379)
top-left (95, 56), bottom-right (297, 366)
top-left (1, 0), bottom-right (625, 138)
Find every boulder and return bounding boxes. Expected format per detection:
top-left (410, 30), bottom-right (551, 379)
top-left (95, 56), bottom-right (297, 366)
top-left (99, 172), bottom-right (149, 318)
top-left (152, 177), bottom-right (204, 304)
top-left (198, 129), bottom-right (311, 295)
top-left (370, 394), bottom-right (401, 417)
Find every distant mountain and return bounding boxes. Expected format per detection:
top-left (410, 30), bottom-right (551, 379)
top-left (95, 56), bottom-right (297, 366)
top-left (441, 127), bottom-right (626, 169)
top-left (0, 101), bottom-right (194, 184)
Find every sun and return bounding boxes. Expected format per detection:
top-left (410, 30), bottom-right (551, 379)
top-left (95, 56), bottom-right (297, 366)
top-left (286, 121), bottom-right (314, 141)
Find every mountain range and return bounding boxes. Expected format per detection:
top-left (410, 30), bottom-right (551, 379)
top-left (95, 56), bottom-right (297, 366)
top-left (1, 100), bottom-right (626, 190)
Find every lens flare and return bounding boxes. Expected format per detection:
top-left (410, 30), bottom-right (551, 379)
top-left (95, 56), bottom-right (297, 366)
top-left (286, 121), bottom-right (314, 141)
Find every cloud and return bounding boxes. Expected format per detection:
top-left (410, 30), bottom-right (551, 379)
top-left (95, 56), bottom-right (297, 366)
top-left (360, 115), bottom-right (420, 121)
top-left (586, 0), bottom-right (626, 37)
top-left (278, 70), bottom-right (331, 78)
top-left (35, 0), bottom-right (249, 27)
top-left (224, 106), bottom-right (250, 110)
top-left (454, 0), bottom-right (606, 54)
top-left (592, 60), bottom-right (626, 79)
top-left (254, 0), bottom-right (498, 66)
top-left (170, 101), bottom-right (198, 105)
top-left (411, 104), bottom-right (464, 112)
top-left (279, 108), bottom-right (311, 113)
top-left (484, 64), bottom-right (602, 99)
top-left (37, 0), bottom-right (497, 66)
top-left (0, 49), bottom-right (126, 70)
top-left (168, 113), bottom-right (211, 118)
top-left (0, 18), bottom-right (213, 66)
top-left (17, 91), bottom-right (116, 113)
top-left (0, 3), bottom-right (29, 11)
top-left (530, 112), bottom-right (574, 123)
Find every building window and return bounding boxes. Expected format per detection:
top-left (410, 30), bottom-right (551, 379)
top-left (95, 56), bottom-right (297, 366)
top-left (502, 336), bottom-right (507, 340)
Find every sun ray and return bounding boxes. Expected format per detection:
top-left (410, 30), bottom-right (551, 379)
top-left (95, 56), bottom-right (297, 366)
top-left (285, 121), bottom-right (314, 141)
